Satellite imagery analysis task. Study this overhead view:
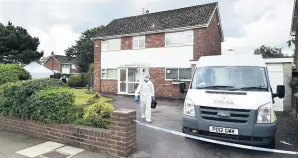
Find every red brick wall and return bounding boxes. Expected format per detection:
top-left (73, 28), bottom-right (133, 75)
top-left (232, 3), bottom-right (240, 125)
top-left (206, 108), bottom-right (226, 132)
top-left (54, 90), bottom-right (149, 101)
top-left (94, 40), bottom-right (101, 92)
top-left (121, 37), bottom-right (132, 50)
top-left (99, 68), bottom-right (190, 98)
top-left (145, 33), bottom-right (165, 48)
top-left (44, 56), bottom-right (60, 72)
top-left (101, 80), bottom-right (118, 93)
top-left (0, 109), bottom-right (137, 157)
top-left (193, 9), bottom-right (221, 60)
top-left (150, 68), bottom-right (190, 99)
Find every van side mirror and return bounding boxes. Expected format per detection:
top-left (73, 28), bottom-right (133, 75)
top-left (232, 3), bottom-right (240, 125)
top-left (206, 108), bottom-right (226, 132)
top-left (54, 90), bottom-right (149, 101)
top-left (273, 85), bottom-right (285, 98)
top-left (179, 82), bottom-right (187, 93)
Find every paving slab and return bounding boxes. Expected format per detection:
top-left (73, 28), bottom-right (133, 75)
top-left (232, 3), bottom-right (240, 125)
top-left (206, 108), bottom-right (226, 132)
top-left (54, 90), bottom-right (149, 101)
top-left (16, 141), bottom-right (64, 158)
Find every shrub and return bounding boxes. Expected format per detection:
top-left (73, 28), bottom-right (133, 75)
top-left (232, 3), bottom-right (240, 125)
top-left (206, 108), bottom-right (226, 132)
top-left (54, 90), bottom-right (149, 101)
top-left (31, 87), bottom-right (76, 123)
top-left (74, 92), bottom-right (115, 129)
top-left (75, 101), bottom-right (115, 129)
top-left (0, 78), bottom-right (66, 119)
top-left (67, 73), bottom-right (88, 87)
top-left (0, 64), bottom-right (31, 85)
top-left (288, 76), bottom-right (298, 94)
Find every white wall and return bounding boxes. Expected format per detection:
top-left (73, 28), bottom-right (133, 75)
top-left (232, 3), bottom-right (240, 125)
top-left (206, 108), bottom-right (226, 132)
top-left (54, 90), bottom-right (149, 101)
top-left (101, 46), bottom-right (193, 68)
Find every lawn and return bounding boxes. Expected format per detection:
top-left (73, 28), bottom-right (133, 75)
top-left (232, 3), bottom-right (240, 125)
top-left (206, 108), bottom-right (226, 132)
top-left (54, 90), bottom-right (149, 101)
top-left (71, 89), bottom-right (113, 105)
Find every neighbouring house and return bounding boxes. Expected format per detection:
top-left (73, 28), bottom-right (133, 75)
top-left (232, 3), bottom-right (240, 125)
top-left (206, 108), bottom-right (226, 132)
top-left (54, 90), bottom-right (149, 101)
top-left (291, 0), bottom-right (298, 71)
top-left (44, 53), bottom-right (79, 74)
top-left (92, 2), bottom-right (224, 98)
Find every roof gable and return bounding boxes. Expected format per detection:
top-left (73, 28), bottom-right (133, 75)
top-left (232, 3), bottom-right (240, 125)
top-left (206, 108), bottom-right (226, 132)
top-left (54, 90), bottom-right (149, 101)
top-left (96, 2), bottom-right (218, 39)
top-left (44, 55), bottom-right (76, 65)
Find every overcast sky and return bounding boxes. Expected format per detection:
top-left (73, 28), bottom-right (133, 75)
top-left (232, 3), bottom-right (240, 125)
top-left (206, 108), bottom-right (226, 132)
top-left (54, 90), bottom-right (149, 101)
top-left (0, 0), bottom-right (295, 57)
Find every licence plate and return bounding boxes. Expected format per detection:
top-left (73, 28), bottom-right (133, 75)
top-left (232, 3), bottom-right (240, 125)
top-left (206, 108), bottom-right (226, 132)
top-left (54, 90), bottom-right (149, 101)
top-left (209, 126), bottom-right (239, 135)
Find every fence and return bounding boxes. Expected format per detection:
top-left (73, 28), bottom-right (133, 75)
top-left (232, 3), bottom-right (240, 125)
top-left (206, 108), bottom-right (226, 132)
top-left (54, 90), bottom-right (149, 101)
top-left (292, 94), bottom-right (298, 118)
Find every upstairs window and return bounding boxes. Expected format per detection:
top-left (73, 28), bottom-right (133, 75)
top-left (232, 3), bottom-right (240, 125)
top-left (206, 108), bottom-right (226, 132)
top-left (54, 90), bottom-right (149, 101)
top-left (101, 39), bottom-right (121, 52)
top-left (133, 36), bottom-right (145, 49)
top-left (165, 30), bottom-right (193, 47)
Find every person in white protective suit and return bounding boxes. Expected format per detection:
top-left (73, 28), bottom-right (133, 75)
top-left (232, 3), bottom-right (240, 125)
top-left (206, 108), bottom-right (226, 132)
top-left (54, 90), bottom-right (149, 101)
top-left (134, 73), bottom-right (155, 123)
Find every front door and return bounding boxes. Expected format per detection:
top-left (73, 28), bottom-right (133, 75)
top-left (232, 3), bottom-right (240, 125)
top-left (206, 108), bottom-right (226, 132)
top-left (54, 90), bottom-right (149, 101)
top-left (118, 67), bottom-right (141, 94)
top-left (127, 68), bottom-right (141, 94)
top-left (119, 68), bottom-right (127, 93)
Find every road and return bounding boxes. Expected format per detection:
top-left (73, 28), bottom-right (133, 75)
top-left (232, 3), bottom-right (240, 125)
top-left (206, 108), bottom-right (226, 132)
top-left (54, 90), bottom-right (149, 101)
top-left (110, 95), bottom-right (298, 158)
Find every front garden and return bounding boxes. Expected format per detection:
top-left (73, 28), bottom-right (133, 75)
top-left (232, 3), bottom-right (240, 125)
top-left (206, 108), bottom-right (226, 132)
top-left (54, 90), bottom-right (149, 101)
top-left (0, 64), bottom-right (115, 129)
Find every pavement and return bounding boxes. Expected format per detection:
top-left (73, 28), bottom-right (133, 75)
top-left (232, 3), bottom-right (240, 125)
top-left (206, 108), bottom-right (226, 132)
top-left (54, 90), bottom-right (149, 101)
top-left (1, 95), bottom-right (298, 158)
top-left (0, 126), bottom-right (116, 158)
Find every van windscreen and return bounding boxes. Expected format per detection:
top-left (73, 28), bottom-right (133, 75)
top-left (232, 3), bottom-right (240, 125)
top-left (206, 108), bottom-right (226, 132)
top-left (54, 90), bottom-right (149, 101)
top-left (190, 66), bottom-right (268, 91)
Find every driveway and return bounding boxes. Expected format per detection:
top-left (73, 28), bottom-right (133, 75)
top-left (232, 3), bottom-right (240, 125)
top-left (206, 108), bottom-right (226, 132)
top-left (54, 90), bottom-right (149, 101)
top-left (108, 95), bottom-right (298, 158)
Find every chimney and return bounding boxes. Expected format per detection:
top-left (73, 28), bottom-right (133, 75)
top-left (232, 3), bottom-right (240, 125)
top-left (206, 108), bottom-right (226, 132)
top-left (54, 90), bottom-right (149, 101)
top-left (146, 10), bottom-right (149, 14)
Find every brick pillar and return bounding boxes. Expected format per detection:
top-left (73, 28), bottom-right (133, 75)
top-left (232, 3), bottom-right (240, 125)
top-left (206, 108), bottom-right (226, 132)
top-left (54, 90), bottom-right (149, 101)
top-left (94, 39), bottom-right (101, 92)
top-left (111, 109), bottom-right (137, 157)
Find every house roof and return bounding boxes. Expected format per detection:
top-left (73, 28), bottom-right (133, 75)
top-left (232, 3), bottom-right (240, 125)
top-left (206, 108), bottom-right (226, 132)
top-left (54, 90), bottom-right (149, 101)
top-left (45, 55), bottom-right (76, 64)
top-left (95, 2), bottom-right (220, 39)
top-left (291, 0), bottom-right (298, 36)
top-left (54, 55), bottom-right (76, 64)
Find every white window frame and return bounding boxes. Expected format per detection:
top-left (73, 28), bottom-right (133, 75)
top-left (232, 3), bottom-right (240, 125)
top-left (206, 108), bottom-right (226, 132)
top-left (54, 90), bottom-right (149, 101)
top-left (165, 68), bottom-right (192, 81)
top-left (101, 68), bottom-right (118, 80)
top-left (101, 39), bottom-right (121, 52)
top-left (62, 64), bottom-right (71, 68)
top-left (101, 41), bottom-right (108, 52)
top-left (165, 30), bottom-right (194, 47)
top-left (133, 36), bottom-right (145, 49)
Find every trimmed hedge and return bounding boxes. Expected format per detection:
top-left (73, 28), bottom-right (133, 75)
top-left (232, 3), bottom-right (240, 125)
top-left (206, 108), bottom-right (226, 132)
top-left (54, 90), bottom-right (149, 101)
top-left (0, 78), bottom-right (67, 120)
top-left (67, 73), bottom-right (89, 87)
top-left (75, 93), bottom-right (115, 129)
top-left (31, 87), bottom-right (76, 123)
top-left (0, 64), bottom-right (31, 85)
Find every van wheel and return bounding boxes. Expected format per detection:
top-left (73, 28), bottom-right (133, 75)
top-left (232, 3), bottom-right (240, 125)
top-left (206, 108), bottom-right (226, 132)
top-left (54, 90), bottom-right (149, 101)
top-left (182, 127), bottom-right (192, 139)
top-left (267, 138), bottom-right (276, 149)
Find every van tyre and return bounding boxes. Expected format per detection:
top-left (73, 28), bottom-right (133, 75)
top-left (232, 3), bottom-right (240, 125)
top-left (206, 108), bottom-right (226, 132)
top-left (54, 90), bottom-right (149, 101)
top-left (182, 127), bottom-right (191, 139)
top-left (267, 138), bottom-right (276, 149)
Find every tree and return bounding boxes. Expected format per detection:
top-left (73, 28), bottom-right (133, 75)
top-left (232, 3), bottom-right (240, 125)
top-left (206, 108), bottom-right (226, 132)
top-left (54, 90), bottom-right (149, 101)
top-left (254, 45), bottom-right (286, 58)
top-left (0, 21), bottom-right (44, 64)
top-left (65, 26), bottom-right (104, 72)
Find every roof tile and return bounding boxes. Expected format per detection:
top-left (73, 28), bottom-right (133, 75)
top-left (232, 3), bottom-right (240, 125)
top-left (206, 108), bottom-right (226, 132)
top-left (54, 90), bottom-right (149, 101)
top-left (97, 2), bottom-right (217, 38)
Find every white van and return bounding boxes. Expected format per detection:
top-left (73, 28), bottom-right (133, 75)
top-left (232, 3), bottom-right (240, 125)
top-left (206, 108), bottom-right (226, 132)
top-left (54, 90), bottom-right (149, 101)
top-left (179, 54), bottom-right (285, 148)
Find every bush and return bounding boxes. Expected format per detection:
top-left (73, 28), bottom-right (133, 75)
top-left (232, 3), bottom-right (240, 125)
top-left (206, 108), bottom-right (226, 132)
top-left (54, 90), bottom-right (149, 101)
top-left (74, 93), bottom-right (115, 129)
top-left (67, 73), bottom-right (88, 87)
top-left (0, 78), bottom-right (66, 119)
top-left (31, 87), bottom-right (76, 123)
top-left (0, 64), bottom-right (31, 85)
top-left (288, 76), bottom-right (298, 94)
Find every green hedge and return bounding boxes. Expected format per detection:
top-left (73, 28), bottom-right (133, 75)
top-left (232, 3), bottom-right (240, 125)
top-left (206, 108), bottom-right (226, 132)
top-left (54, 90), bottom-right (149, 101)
top-left (74, 93), bottom-right (115, 129)
top-left (0, 78), bottom-right (114, 128)
top-left (0, 64), bottom-right (31, 85)
top-left (0, 78), bottom-right (67, 120)
top-left (31, 87), bottom-right (76, 123)
top-left (67, 73), bottom-right (89, 87)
